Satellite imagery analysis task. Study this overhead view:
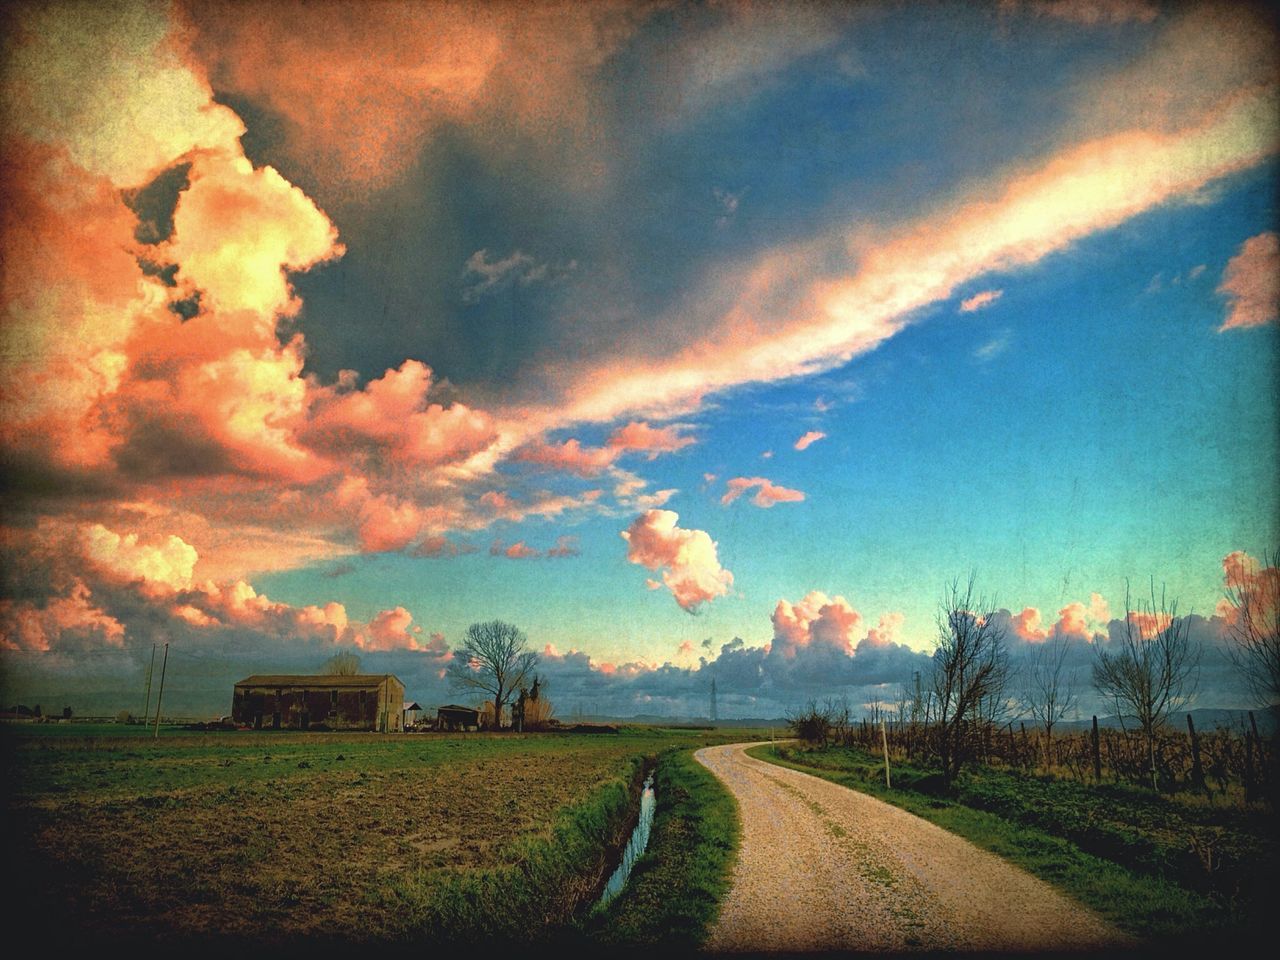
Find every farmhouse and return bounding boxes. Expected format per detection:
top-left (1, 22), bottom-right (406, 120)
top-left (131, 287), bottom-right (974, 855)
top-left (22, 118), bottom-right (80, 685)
top-left (231, 675), bottom-right (406, 732)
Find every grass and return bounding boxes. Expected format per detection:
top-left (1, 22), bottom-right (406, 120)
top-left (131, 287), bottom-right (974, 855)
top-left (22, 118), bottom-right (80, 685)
top-left (577, 744), bottom-right (740, 949)
top-left (0, 724), bottom-right (749, 947)
top-left (748, 742), bottom-right (1277, 947)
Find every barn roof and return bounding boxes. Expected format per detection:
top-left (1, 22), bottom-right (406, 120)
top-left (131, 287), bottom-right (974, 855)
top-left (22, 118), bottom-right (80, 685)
top-left (437, 704), bottom-right (480, 713)
top-left (234, 674), bottom-right (402, 688)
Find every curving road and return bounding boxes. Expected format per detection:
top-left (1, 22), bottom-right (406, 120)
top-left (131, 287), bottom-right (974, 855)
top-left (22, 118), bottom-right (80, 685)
top-left (696, 742), bottom-right (1130, 954)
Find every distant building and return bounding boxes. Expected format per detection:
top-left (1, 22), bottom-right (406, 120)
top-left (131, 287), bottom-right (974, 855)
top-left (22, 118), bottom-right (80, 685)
top-left (403, 700), bottom-right (423, 729)
top-left (231, 675), bottom-right (405, 732)
top-left (436, 704), bottom-right (481, 732)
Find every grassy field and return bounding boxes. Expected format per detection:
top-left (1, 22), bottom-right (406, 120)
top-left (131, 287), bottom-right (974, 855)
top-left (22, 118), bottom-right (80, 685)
top-left (1, 724), bottom-right (745, 947)
top-left (750, 741), bottom-right (1278, 947)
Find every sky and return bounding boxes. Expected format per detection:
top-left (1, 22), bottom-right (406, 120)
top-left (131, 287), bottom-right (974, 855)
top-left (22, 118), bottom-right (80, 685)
top-left (1, 0), bottom-right (1277, 720)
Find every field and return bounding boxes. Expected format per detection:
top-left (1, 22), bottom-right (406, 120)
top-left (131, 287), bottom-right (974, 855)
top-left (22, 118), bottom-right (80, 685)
top-left (1, 724), bottom-right (746, 948)
top-left (751, 741), bottom-right (1279, 946)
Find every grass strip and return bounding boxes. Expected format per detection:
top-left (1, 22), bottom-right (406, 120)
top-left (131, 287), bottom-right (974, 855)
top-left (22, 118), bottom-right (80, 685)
top-left (746, 743), bottom-right (1233, 945)
top-left (576, 745), bottom-right (740, 949)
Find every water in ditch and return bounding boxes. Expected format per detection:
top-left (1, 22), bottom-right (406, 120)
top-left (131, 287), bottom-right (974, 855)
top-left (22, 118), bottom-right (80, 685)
top-left (595, 773), bottom-right (656, 910)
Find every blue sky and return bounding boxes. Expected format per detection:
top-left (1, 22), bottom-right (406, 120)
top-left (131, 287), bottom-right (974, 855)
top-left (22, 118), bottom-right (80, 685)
top-left (1, 0), bottom-right (1276, 717)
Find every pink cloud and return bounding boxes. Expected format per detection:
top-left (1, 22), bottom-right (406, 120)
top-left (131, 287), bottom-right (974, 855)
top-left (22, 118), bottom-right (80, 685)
top-left (491, 539), bottom-right (540, 560)
top-left (547, 536), bottom-right (580, 558)
top-left (721, 477), bottom-right (806, 508)
top-left (606, 421), bottom-right (696, 457)
top-left (862, 611), bottom-right (905, 648)
top-left (1011, 606), bottom-right (1049, 641)
top-left (772, 591), bottom-right (862, 657)
top-left (511, 437), bottom-right (618, 477)
top-left (959, 289), bottom-right (1003, 313)
top-left (1001, 0), bottom-right (1159, 26)
top-left (0, 580), bottom-right (125, 653)
top-left (1218, 549), bottom-right (1280, 628)
top-left (678, 640), bottom-right (695, 656)
top-left (794, 430), bottom-right (827, 451)
top-left (306, 360), bottom-right (498, 468)
top-left (621, 510), bottom-right (733, 613)
top-left (1218, 232), bottom-right (1279, 331)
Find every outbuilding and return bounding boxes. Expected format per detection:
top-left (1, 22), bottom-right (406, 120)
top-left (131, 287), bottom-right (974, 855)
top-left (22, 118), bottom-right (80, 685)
top-left (436, 704), bottom-right (480, 732)
top-left (231, 675), bottom-right (406, 732)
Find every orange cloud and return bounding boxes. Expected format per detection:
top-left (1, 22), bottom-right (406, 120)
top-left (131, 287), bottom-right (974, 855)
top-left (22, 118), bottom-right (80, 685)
top-left (721, 477), bottom-right (806, 508)
top-left (1011, 606), bottom-right (1049, 641)
top-left (621, 510), bottom-right (733, 613)
top-left (1218, 232), bottom-right (1279, 330)
top-left (491, 540), bottom-right (540, 560)
top-left (794, 430), bottom-right (827, 451)
top-left (959, 289), bottom-right (1003, 313)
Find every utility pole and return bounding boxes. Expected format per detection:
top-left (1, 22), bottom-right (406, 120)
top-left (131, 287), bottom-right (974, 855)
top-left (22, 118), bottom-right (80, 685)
top-left (142, 643), bottom-right (156, 725)
top-left (152, 641), bottom-right (169, 739)
top-left (710, 678), bottom-right (718, 724)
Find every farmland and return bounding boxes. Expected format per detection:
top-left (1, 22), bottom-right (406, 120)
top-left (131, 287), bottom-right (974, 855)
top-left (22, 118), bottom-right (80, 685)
top-left (1, 724), bottom-right (746, 947)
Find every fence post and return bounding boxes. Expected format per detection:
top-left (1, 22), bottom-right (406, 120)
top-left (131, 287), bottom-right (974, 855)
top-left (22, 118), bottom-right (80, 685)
top-left (880, 717), bottom-right (891, 789)
top-left (1091, 715), bottom-right (1102, 781)
top-left (1186, 713), bottom-right (1207, 794)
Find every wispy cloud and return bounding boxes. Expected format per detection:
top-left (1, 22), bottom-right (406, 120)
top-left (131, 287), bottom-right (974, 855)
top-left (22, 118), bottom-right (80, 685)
top-left (959, 289), bottom-right (1004, 313)
top-left (794, 430), bottom-right (826, 451)
top-left (974, 332), bottom-right (1012, 362)
top-left (1218, 232), bottom-right (1279, 331)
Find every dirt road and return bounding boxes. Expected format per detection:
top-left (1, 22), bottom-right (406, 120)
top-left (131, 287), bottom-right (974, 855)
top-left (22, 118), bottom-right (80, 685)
top-left (696, 742), bottom-right (1130, 953)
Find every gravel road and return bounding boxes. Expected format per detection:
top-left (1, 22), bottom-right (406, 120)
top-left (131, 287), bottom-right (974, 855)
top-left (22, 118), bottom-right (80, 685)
top-left (697, 742), bottom-right (1131, 953)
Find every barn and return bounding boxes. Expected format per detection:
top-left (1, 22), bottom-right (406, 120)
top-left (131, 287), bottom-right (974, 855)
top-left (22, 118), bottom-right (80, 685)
top-left (436, 704), bottom-right (481, 732)
top-left (231, 675), bottom-right (406, 732)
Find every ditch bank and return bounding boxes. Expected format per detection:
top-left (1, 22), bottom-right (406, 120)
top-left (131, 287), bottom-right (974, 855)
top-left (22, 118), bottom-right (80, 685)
top-left (410, 753), bottom-right (655, 945)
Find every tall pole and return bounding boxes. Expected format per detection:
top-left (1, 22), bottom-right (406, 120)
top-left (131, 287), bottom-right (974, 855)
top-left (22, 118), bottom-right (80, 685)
top-left (152, 642), bottom-right (169, 739)
top-left (880, 716), bottom-right (892, 789)
top-left (142, 643), bottom-right (156, 725)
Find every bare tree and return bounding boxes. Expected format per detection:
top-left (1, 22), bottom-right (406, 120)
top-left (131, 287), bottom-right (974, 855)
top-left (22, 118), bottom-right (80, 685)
top-left (1222, 548), bottom-right (1280, 709)
top-left (1092, 580), bottom-right (1199, 791)
top-left (1021, 634), bottom-right (1080, 765)
top-left (447, 620), bottom-right (538, 731)
top-left (321, 650), bottom-right (361, 675)
top-left (930, 574), bottom-right (1012, 788)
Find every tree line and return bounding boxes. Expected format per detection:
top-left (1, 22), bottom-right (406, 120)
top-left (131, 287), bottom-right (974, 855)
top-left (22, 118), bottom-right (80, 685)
top-left (790, 556), bottom-right (1279, 796)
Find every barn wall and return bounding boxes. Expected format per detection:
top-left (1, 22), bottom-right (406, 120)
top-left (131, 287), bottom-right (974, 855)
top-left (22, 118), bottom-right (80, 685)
top-left (232, 684), bottom-right (390, 731)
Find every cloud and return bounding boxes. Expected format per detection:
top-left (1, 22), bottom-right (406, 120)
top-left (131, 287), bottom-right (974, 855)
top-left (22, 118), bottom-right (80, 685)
top-left (79, 524), bottom-right (198, 594)
top-left (959, 289), bottom-right (1004, 313)
top-left (461, 249), bottom-right (575, 302)
top-left (1218, 232), bottom-right (1279, 330)
top-left (793, 430), bottom-right (827, 451)
top-left (772, 592), bottom-right (862, 657)
top-left (999, 0), bottom-right (1159, 26)
top-left (721, 476), bottom-right (806, 508)
top-left (606, 421), bottom-right (696, 457)
top-left (974, 333), bottom-right (1012, 361)
top-left (547, 535), bottom-right (581, 558)
top-left (511, 438), bottom-right (618, 477)
top-left (529, 51), bottom-right (1278, 433)
top-left (490, 539), bottom-right (540, 560)
top-left (620, 510), bottom-right (733, 613)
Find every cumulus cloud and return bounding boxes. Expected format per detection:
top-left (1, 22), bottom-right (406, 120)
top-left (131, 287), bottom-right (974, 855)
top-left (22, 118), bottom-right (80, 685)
top-left (621, 510), bottom-right (733, 613)
top-left (1218, 232), bottom-right (1279, 331)
top-left (959, 289), bottom-right (1003, 312)
top-left (547, 535), bottom-right (581, 558)
top-left (794, 430), bottom-right (827, 451)
top-left (772, 591), bottom-right (862, 657)
top-left (721, 476), bottom-right (806, 508)
top-left (79, 525), bottom-right (198, 594)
